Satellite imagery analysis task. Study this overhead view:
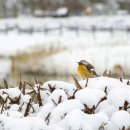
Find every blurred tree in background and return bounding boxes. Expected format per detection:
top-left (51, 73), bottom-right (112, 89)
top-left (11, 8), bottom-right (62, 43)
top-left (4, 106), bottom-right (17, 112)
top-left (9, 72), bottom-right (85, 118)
top-left (0, 0), bottom-right (130, 18)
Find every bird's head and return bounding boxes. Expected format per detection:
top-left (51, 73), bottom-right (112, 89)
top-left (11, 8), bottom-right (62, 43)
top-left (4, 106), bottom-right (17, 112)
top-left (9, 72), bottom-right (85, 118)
top-left (77, 60), bottom-right (89, 66)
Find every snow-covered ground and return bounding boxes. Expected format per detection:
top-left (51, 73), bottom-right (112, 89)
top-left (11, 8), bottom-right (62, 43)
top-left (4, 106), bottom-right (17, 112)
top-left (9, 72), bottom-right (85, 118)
top-left (0, 15), bottom-right (130, 56)
top-left (0, 76), bottom-right (130, 130)
top-left (1, 16), bottom-right (130, 77)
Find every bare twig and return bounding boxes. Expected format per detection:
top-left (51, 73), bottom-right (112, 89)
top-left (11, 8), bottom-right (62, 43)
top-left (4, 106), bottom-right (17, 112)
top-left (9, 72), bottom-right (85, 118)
top-left (25, 82), bottom-right (36, 93)
top-left (22, 82), bottom-right (26, 95)
top-left (35, 77), bottom-right (38, 84)
top-left (19, 74), bottom-right (22, 90)
top-left (48, 84), bottom-right (56, 93)
top-left (51, 99), bottom-right (57, 106)
top-left (24, 99), bottom-right (31, 117)
top-left (120, 77), bottom-right (123, 82)
top-left (3, 78), bottom-right (8, 89)
top-left (103, 70), bottom-right (107, 76)
top-left (104, 86), bottom-right (107, 95)
top-left (37, 86), bottom-right (43, 106)
top-left (95, 96), bottom-right (107, 110)
top-left (84, 104), bottom-right (95, 114)
top-left (71, 74), bottom-right (82, 90)
top-left (85, 78), bottom-right (88, 88)
top-left (127, 81), bottom-right (130, 85)
top-left (58, 96), bottom-right (62, 104)
top-left (68, 90), bottom-right (77, 99)
top-left (98, 122), bottom-right (107, 130)
top-left (103, 70), bottom-right (112, 77)
top-left (123, 100), bottom-right (129, 111)
top-left (45, 112), bottom-right (51, 125)
top-left (0, 99), bottom-right (6, 113)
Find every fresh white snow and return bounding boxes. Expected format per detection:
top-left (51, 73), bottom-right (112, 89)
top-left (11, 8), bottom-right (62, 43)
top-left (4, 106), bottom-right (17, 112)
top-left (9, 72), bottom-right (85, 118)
top-left (0, 77), bottom-right (130, 130)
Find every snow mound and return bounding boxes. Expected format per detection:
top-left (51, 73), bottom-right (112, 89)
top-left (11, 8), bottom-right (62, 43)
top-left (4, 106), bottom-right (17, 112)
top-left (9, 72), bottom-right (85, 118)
top-left (0, 76), bottom-right (130, 130)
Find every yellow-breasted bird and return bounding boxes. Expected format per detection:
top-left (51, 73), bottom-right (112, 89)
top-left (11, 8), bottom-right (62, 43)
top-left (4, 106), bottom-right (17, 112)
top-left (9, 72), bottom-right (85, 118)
top-left (77, 60), bottom-right (98, 79)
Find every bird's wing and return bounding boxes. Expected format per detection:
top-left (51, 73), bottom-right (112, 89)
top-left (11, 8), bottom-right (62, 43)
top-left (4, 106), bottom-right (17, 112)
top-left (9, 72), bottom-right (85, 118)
top-left (90, 69), bottom-right (98, 77)
top-left (85, 62), bottom-right (98, 77)
top-left (86, 63), bottom-right (94, 70)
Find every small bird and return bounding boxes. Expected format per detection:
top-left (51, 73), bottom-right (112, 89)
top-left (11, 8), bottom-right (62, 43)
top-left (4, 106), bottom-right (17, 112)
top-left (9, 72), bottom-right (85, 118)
top-left (77, 60), bottom-right (98, 79)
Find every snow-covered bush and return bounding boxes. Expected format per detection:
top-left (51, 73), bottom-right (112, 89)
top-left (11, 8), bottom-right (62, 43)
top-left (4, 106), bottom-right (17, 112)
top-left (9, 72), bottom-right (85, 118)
top-left (0, 76), bottom-right (130, 130)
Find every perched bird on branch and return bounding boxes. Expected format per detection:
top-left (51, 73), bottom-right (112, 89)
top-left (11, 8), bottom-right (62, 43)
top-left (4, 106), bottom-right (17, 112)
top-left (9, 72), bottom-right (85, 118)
top-left (77, 60), bottom-right (98, 79)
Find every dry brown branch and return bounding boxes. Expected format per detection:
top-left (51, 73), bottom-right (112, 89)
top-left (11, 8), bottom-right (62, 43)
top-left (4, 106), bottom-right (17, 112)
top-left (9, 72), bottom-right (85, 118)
top-left (103, 70), bottom-right (107, 76)
top-left (120, 77), bottom-right (123, 82)
top-left (3, 91), bottom-right (21, 104)
top-left (24, 99), bottom-right (31, 117)
top-left (19, 74), bottom-right (22, 90)
top-left (95, 96), bottom-right (107, 110)
top-left (84, 104), bottom-right (95, 114)
top-left (25, 82), bottom-right (36, 93)
top-left (123, 101), bottom-right (129, 111)
top-left (22, 82), bottom-right (26, 95)
top-left (3, 78), bottom-right (8, 89)
top-left (85, 78), bottom-right (88, 88)
top-left (108, 71), bottom-right (112, 77)
top-left (127, 81), bottom-right (130, 85)
top-left (0, 98), bottom-right (6, 113)
top-left (103, 70), bottom-right (112, 77)
top-left (34, 77), bottom-right (43, 86)
top-left (71, 74), bottom-right (82, 90)
top-left (31, 105), bottom-right (35, 113)
top-left (45, 112), bottom-right (51, 125)
top-left (51, 99), bottom-right (57, 106)
top-left (18, 103), bottom-right (24, 112)
top-left (104, 86), bottom-right (107, 95)
top-left (48, 84), bottom-right (56, 93)
top-left (58, 96), bottom-right (62, 104)
top-left (35, 77), bottom-right (38, 84)
top-left (98, 122), bottom-right (107, 130)
top-left (37, 86), bottom-right (43, 106)
top-left (68, 90), bottom-right (77, 99)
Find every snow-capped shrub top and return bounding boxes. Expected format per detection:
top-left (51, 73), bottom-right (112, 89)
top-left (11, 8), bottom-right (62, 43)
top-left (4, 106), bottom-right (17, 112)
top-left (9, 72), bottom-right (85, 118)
top-left (40, 90), bottom-right (51, 104)
top-left (1, 88), bottom-right (21, 100)
top-left (48, 89), bottom-right (68, 106)
top-left (108, 87), bottom-right (130, 108)
top-left (42, 81), bottom-right (76, 97)
top-left (0, 76), bottom-right (130, 130)
top-left (111, 110), bottom-right (130, 129)
top-left (75, 88), bottom-right (106, 108)
top-left (79, 77), bottom-right (128, 93)
top-left (49, 99), bottom-right (84, 124)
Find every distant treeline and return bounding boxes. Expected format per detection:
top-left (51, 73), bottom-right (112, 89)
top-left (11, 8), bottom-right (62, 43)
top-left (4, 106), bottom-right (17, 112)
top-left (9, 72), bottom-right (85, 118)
top-left (0, 0), bottom-right (130, 18)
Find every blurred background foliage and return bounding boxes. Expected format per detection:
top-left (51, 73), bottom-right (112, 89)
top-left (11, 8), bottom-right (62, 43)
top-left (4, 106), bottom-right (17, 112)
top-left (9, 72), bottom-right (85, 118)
top-left (0, 0), bottom-right (130, 18)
